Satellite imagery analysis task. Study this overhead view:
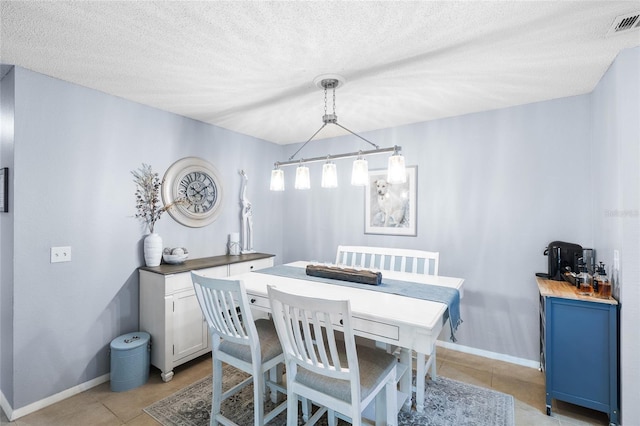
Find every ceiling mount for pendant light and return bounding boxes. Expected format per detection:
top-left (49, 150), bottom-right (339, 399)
top-left (270, 74), bottom-right (406, 191)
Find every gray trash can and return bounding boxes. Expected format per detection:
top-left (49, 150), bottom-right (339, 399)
top-left (110, 331), bottom-right (151, 392)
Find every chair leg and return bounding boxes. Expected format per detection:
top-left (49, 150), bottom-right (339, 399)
top-left (375, 389), bottom-right (385, 426)
top-left (386, 378), bottom-right (398, 426)
top-left (212, 358), bottom-right (223, 426)
top-left (301, 397), bottom-right (311, 422)
top-left (269, 364), bottom-right (284, 403)
top-left (286, 391), bottom-right (299, 426)
top-left (262, 371), bottom-right (269, 402)
top-left (352, 408), bottom-right (362, 426)
top-left (253, 365), bottom-right (265, 426)
top-left (328, 409), bottom-right (337, 426)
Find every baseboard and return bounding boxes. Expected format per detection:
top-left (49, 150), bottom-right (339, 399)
top-left (4, 373), bottom-right (110, 421)
top-left (436, 340), bottom-right (540, 369)
top-left (1, 389), bottom-right (12, 422)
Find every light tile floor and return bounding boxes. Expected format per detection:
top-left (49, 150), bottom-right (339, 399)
top-left (1, 347), bottom-right (611, 425)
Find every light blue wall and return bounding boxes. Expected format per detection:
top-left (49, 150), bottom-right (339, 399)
top-left (0, 67), bottom-right (16, 410)
top-left (279, 93), bottom-right (592, 361)
top-left (591, 46), bottom-right (639, 425)
top-left (1, 46), bottom-right (638, 416)
top-left (7, 67), bottom-right (283, 409)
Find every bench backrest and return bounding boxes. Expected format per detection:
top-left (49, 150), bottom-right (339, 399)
top-left (335, 245), bottom-right (439, 276)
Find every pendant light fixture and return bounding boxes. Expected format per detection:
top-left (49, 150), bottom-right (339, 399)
top-left (269, 166), bottom-right (285, 191)
top-left (294, 163), bottom-right (311, 190)
top-left (387, 147), bottom-right (407, 184)
top-left (350, 154), bottom-right (368, 186)
top-left (321, 159), bottom-right (338, 188)
top-left (270, 74), bottom-right (406, 191)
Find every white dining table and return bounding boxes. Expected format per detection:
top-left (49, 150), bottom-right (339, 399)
top-left (229, 261), bottom-right (464, 413)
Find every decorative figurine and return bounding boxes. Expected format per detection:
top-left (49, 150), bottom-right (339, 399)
top-left (239, 170), bottom-right (254, 253)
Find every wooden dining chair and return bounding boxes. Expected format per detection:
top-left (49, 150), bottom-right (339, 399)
top-left (267, 285), bottom-right (398, 426)
top-left (191, 272), bottom-right (287, 426)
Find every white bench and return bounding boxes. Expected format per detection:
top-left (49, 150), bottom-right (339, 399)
top-left (335, 245), bottom-right (442, 405)
top-left (335, 245), bottom-right (439, 276)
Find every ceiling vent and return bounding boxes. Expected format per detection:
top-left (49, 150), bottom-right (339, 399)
top-left (607, 12), bottom-right (640, 37)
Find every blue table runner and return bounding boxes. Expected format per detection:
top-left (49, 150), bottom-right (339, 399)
top-left (254, 264), bottom-right (462, 341)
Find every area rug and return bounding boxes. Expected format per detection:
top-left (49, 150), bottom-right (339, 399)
top-left (144, 365), bottom-right (514, 426)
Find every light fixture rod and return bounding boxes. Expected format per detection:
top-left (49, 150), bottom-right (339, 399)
top-left (277, 145), bottom-right (401, 168)
top-left (288, 121), bottom-right (378, 162)
top-left (333, 122), bottom-right (379, 149)
top-left (288, 123), bottom-right (328, 161)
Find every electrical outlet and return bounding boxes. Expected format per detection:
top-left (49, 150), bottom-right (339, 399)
top-left (51, 246), bottom-right (72, 263)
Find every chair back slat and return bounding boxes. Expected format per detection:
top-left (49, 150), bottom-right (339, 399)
top-left (297, 307), bottom-right (319, 365)
top-left (311, 311), bottom-right (332, 368)
top-left (220, 289), bottom-right (245, 337)
top-left (336, 245), bottom-right (440, 276)
top-left (207, 289), bottom-right (232, 336)
top-left (323, 312), bottom-right (344, 373)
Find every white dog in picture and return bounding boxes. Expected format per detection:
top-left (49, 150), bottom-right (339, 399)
top-left (375, 179), bottom-right (407, 227)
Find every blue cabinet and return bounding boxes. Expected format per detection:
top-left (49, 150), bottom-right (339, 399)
top-left (538, 278), bottom-right (619, 425)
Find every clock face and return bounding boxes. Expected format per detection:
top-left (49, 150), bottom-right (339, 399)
top-left (178, 171), bottom-right (218, 214)
top-left (162, 157), bottom-right (224, 228)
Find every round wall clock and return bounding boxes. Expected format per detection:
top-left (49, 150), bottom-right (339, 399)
top-left (161, 157), bottom-right (224, 228)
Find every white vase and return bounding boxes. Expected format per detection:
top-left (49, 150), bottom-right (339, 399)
top-left (144, 233), bottom-right (163, 267)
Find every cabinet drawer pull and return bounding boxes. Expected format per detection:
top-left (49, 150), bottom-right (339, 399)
top-left (250, 298), bottom-right (256, 303)
top-left (250, 265), bottom-right (254, 270)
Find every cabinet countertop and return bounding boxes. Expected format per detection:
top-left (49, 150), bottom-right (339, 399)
top-left (536, 276), bottom-right (618, 305)
top-left (139, 252), bottom-right (275, 275)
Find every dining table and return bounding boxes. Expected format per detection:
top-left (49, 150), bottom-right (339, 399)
top-left (229, 261), bottom-right (464, 413)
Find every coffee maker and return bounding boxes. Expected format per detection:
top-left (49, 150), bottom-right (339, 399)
top-left (540, 241), bottom-right (583, 281)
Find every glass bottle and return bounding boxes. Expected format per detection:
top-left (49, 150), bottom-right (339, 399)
top-left (576, 263), bottom-right (593, 296)
top-left (595, 262), bottom-right (611, 299)
top-left (592, 264), bottom-right (600, 294)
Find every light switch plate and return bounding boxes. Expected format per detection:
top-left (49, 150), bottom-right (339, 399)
top-left (51, 246), bottom-right (71, 263)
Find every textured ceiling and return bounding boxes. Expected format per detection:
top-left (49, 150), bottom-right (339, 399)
top-left (1, 1), bottom-right (639, 145)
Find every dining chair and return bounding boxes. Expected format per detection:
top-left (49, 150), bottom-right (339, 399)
top-left (267, 285), bottom-right (398, 426)
top-left (191, 272), bottom-right (287, 426)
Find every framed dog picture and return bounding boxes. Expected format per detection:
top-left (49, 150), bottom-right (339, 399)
top-left (365, 166), bottom-right (417, 236)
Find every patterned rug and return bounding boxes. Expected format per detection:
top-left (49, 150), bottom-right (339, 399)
top-left (144, 365), bottom-right (514, 425)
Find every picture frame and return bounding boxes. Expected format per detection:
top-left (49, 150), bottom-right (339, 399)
top-left (0, 168), bottom-right (7, 213)
top-left (365, 165), bottom-right (417, 236)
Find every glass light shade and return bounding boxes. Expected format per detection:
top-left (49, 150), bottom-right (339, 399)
top-left (294, 165), bottom-right (311, 190)
top-left (269, 168), bottom-right (285, 191)
top-left (321, 162), bottom-right (338, 188)
top-left (351, 158), bottom-right (369, 186)
top-left (387, 153), bottom-right (406, 184)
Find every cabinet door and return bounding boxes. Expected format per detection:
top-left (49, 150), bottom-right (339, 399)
top-left (172, 290), bottom-right (209, 362)
top-left (547, 298), bottom-right (611, 408)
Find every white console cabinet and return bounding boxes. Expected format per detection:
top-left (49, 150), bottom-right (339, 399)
top-left (139, 253), bottom-right (275, 381)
